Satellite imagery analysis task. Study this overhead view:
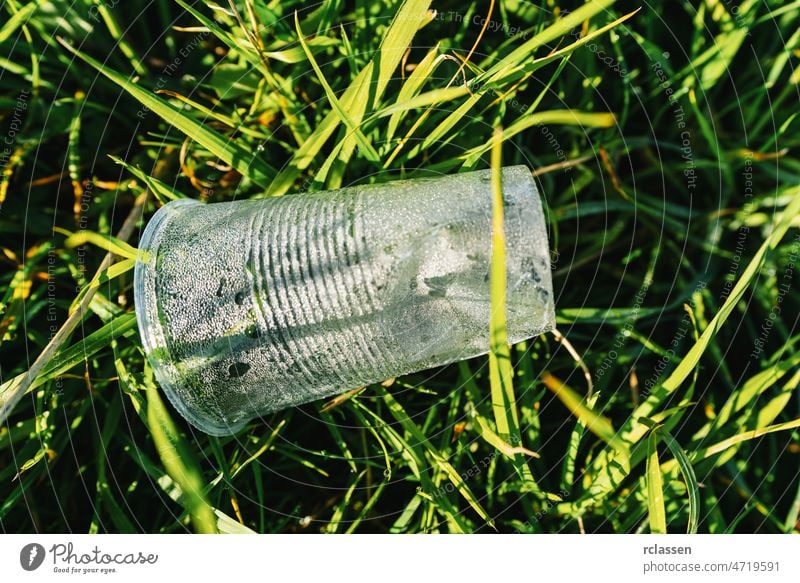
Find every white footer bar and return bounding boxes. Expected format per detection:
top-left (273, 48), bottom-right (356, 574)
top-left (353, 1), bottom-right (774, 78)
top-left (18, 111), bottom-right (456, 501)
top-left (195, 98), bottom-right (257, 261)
top-left (1, 534), bottom-right (797, 582)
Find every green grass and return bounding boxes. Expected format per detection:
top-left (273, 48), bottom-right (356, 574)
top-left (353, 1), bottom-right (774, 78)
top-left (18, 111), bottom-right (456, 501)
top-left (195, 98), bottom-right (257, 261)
top-left (1, 0), bottom-right (799, 533)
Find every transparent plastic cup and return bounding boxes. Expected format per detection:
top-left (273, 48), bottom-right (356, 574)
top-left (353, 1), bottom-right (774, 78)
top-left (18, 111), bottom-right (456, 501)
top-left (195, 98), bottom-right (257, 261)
top-left (134, 165), bottom-right (555, 435)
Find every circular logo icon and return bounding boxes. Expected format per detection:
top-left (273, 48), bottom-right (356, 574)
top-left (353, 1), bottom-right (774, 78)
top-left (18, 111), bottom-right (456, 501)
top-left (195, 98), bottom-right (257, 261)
top-left (20, 543), bottom-right (46, 571)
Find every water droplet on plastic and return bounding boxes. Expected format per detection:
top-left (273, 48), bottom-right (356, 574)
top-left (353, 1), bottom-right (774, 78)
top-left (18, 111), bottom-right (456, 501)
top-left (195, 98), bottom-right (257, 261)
top-left (228, 362), bottom-right (250, 378)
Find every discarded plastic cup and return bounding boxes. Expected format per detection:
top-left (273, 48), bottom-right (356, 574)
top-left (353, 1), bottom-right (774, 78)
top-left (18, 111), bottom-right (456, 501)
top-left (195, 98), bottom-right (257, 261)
top-left (134, 165), bottom-right (555, 435)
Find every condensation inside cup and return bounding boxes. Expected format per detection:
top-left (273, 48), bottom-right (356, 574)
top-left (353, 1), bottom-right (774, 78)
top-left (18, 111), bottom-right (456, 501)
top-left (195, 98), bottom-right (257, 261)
top-left (134, 166), bottom-right (556, 435)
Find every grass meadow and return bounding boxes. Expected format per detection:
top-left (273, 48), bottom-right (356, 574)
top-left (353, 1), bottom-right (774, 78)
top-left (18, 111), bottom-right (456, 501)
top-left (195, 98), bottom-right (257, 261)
top-left (1, 0), bottom-right (799, 533)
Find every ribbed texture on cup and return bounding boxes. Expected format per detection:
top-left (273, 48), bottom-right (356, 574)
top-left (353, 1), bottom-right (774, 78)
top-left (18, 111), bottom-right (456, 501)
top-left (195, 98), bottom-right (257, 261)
top-left (248, 189), bottom-right (397, 394)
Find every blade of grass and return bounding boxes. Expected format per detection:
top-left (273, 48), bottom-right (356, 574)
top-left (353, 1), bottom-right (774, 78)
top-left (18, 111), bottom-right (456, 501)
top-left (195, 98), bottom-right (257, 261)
top-left (633, 185), bottom-right (800, 429)
top-left (542, 372), bottom-right (627, 455)
top-left (566, 184), bottom-right (800, 513)
top-left (385, 45), bottom-right (441, 143)
top-left (488, 128), bottom-right (522, 449)
top-left (229, 419), bottom-right (287, 480)
top-left (58, 39), bottom-right (277, 189)
top-left (660, 429), bottom-right (700, 534)
top-left (377, 388), bottom-right (495, 530)
top-left (293, 12), bottom-right (380, 162)
top-left (0, 194), bottom-right (146, 426)
top-left (487, 128), bottom-right (546, 495)
top-left (474, 415), bottom-right (539, 458)
top-left (694, 418), bottom-right (800, 460)
top-left (464, 111), bottom-right (616, 166)
top-left (370, 86), bottom-right (472, 124)
top-left (560, 392), bottom-right (600, 491)
top-left (90, 0), bottom-right (147, 75)
top-left (345, 478), bottom-right (388, 534)
top-left (61, 229), bottom-right (141, 261)
top-left (263, 36), bottom-right (340, 64)
top-left (697, 346), bottom-right (800, 439)
top-left (354, 398), bottom-right (467, 532)
top-left (172, 0), bottom-right (267, 75)
top-left (215, 509), bottom-right (257, 534)
top-left (145, 379), bottom-right (217, 533)
top-left (155, 90), bottom-right (269, 139)
top-left (268, 0), bottom-right (432, 194)
top-left (92, 394), bottom-right (137, 533)
top-left (0, 1), bottom-right (38, 44)
top-left (109, 155), bottom-right (185, 203)
top-left (479, 0), bottom-right (619, 83)
top-left (479, 9), bottom-right (639, 88)
top-left (68, 258), bottom-right (135, 315)
top-left (646, 428), bottom-right (667, 534)
top-left (399, 1), bottom-right (627, 162)
top-left (0, 313), bottom-right (138, 402)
